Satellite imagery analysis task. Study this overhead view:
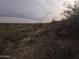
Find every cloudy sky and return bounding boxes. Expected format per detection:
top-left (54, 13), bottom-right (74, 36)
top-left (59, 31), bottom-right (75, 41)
top-left (0, 0), bottom-right (73, 23)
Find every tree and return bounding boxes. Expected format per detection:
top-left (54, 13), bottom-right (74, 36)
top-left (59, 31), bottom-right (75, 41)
top-left (51, 18), bottom-right (56, 23)
top-left (63, 0), bottom-right (79, 19)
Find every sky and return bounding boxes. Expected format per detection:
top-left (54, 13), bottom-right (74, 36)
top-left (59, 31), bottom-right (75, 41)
top-left (0, 0), bottom-right (74, 23)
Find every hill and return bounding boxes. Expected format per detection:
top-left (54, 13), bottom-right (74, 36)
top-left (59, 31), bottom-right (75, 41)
top-left (0, 19), bottom-right (79, 59)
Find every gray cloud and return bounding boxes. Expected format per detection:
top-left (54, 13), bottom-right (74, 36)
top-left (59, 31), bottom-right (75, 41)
top-left (0, 0), bottom-right (63, 22)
